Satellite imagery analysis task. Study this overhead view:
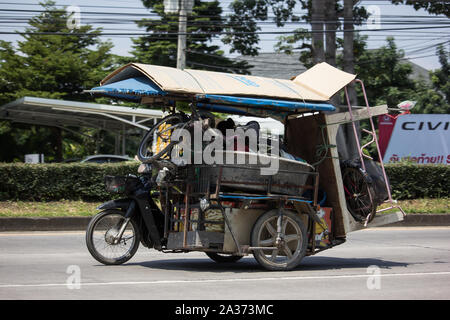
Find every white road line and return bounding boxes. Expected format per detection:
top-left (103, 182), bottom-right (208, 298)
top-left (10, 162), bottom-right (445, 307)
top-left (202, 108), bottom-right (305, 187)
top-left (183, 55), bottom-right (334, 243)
top-left (1, 271), bottom-right (450, 289)
top-left (1, 227), bottom-right (449, 237)
top-left (0, 231), bottom-right (85, 237)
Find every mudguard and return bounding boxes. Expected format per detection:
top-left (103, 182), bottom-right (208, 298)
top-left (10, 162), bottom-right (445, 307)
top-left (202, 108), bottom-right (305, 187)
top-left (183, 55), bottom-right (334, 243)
top-left (96, 199), bottom-right (132, 211)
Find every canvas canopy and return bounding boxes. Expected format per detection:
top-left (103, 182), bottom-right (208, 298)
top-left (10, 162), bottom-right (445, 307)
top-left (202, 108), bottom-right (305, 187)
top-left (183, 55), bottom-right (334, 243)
top-left (88, 62), bottom-right (356, 117)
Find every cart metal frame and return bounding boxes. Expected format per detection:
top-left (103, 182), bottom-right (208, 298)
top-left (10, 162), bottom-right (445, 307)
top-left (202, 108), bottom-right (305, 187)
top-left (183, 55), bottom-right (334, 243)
top-left (155, 78), bottom-right (406, 258)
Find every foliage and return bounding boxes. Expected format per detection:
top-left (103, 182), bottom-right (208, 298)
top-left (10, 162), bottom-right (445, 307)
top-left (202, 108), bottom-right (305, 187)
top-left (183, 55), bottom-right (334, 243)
top-left (128, 0), bottom-right (250, 74)
top-left (353, 37), bottom-right (416, 108)
top-left (224, 0), bottom-right (296, 56)
top-left (378, 44), bottom-right (449, 115)
top-left (0, 162), bottom-right (448, 202)
top-left (378, 197), bottom-right (450, 215)
top-left (425, 45), bottom-right (450, 111)
top-left (0, 162), bottom-right (140, 202)
top-left (432, 45), bottom-right (450, 103)
top-left (256, 1), bottom-right (448, 114)
top-left (391, 0), bottom-right (450, 17)
top-left (274, 0), bottom-right (368, 68)
top-left (0, 200), bottom-right (101, 217)
top-left (350, 38), bottom-right (449, 114)
top-left (385, 163), bottom-right (450, 200)
top-left (0, 1), bottom-right (116, 105)
top-left (0, 1), bottom-right (121, 162)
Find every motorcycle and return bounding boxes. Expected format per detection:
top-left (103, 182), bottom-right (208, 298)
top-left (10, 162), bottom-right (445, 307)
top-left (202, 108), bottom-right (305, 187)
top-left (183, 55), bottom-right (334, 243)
top-left (85, 164), bottom-right (164, 265)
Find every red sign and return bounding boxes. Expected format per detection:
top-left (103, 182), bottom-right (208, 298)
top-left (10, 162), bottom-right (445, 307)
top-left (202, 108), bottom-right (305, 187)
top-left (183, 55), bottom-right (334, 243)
top-left (378, 114), bottom-right (397, 159)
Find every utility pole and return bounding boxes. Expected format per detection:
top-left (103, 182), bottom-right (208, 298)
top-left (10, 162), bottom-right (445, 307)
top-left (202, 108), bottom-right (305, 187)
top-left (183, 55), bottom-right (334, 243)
top-left (177, 0), bottom-right (187, 69)
top-left (164, 0), bottom-right (193, 69)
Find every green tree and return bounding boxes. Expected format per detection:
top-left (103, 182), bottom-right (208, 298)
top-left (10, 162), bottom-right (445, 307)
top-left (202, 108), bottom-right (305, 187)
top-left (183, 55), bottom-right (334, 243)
top-left (388, 1), bottom-right (449, 113)
top-left (430, 45), bottom-right (450, 105)
top-left (352, 37), bottom-right (416, 107)
top-left (129, 0), bottom-right (250, 73)
top-left (227, 0), bottom-right (367, 67)
top-left (335, 36), bottom-right (448, 158)
top-left (0, 1), bottom-right (115, 105)
top-left (411, 45), bottom-right (449, 114)
top-left (0, 1), bottom-right (117, 162)
top-left (391, 0), bottom-right (450, 17)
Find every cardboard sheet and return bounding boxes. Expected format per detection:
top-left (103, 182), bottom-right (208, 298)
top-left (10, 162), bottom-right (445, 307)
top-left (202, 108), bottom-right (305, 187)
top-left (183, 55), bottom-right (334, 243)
top-left (100, 62), bottom-right (356, 102)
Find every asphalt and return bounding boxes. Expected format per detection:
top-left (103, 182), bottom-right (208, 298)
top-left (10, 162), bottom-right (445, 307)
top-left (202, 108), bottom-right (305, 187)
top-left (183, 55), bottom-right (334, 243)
top-left (0, 227), bottom-right (449, 300)
top-left (0, 213), bottom-right (449, 232)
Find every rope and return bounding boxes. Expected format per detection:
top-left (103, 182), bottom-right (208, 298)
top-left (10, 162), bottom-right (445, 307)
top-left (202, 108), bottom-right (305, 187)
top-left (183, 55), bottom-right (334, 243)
top-left (310, 124), bottom-right (340, 167)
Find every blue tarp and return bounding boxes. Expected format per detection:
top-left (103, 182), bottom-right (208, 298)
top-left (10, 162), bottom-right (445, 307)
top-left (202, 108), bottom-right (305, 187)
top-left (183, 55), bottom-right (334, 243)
top-left (90, 77), bottom-right (165, 100)
top-left (89, 76), bottom-right (336, 114)
top-left (198, 94), bottom-right (335, 112)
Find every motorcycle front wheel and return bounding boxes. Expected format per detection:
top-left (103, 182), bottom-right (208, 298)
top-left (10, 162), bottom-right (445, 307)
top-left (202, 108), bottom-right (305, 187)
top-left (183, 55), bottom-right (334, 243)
top-left (86, 209), bottom-right (141, 265)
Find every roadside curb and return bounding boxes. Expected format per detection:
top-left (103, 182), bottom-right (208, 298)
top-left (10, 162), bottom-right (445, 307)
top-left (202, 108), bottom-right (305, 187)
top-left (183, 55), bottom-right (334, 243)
top-left (380, 214), bottom-right (450, 227)
top-left (0, 217), bottom-right (92, 232)
top-left (0, 214), bottom-right (449, 232)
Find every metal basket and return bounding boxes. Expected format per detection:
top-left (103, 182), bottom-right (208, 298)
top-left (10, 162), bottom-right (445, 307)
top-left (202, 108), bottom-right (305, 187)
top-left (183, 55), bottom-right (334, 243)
top-left (104, 175), bottom-right (141, 194)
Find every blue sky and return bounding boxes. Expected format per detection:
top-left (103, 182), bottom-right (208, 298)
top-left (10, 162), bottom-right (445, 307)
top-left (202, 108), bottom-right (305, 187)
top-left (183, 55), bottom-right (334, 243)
top-left (1, 0), bottom-right (448, 70)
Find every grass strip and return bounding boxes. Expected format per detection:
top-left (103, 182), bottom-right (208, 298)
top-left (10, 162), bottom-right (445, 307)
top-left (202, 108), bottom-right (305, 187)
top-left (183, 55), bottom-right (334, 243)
top-left (0, 198), bottom-right (448, 217)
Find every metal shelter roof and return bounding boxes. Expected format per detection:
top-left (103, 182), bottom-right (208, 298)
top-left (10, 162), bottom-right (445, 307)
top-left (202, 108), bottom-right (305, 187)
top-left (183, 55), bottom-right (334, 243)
top-left (0, 96), bottom-right (165, 132)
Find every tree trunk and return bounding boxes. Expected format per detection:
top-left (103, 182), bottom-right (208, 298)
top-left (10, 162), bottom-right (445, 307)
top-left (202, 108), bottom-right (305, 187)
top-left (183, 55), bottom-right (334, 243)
top-left (343, 0), bottom-right (357, 106)
top-left (325, 0), bottom-right (336, 67)
top-left (52, 127), bottom-right (63, 162)
top-left (325, 0), bottom-right (339, 106)
top-left (311, 0), bottom-right (325, 64)
top-left (336, 0), bottom-right (361, 161)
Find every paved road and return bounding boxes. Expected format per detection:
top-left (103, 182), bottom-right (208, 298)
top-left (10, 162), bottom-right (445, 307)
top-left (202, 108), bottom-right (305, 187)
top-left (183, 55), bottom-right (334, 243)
top-left (0, 227), bottom-right (449, 300)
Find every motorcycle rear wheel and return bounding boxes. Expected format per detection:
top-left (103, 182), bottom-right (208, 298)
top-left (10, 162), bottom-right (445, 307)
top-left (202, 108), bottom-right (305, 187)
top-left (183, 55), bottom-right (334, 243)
top-left (86, 209), bottom-right (141, 265)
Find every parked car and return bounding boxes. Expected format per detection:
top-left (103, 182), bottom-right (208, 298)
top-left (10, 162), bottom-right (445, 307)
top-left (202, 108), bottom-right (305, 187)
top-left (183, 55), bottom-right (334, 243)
top-left (80, 154), bottom-right (133, 164)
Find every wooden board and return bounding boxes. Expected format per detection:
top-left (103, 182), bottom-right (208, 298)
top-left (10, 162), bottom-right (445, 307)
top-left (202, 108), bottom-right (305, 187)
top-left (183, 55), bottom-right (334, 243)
top-left (286, 105), bottom-right (391, 236)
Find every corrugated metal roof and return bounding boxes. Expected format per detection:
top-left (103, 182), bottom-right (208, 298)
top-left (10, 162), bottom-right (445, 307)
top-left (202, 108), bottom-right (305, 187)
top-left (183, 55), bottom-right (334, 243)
top-left (0, 96), bottom-right (165, 131)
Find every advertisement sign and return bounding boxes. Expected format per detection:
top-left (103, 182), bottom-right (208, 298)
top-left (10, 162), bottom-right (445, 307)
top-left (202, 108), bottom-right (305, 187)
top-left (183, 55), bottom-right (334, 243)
top-left (378, 114), bottom-right (397, 159)
top-left (382, 114), bottom-right (449, 164)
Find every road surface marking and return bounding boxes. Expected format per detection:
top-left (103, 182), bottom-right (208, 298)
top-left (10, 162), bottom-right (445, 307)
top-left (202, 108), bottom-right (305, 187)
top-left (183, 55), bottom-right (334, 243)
top-left (1, 227), bottom-right (449, 237)
top-left (1, 271), bottom-right (450, 288)
top-left (0, 231), bottom-right (85, 237)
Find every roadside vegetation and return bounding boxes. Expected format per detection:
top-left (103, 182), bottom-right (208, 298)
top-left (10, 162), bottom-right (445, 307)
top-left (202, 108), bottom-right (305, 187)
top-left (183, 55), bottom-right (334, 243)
top-left (0, 200), bottom-right (101, 217)
top-left (378, 198), bottom-right (450, 215)
top-left (0, 198), bottom-right (448, 218)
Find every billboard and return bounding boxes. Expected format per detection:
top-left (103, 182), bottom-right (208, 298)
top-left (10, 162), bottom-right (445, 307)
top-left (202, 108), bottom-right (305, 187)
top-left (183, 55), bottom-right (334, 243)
top-left (382, 114), bottom-right (449, 164)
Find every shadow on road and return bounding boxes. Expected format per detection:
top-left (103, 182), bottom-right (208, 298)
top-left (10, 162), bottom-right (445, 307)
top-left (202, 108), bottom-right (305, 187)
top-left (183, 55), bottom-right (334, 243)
top-left (300, 256), bottom-right (409, 270)
top-left (125, 255), bottom-right (409, 273)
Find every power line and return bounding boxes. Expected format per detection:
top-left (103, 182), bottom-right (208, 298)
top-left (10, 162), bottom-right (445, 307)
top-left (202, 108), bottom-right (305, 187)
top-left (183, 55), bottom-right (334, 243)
top-left (0, 25), bottom-right (448, 37)
top-left (0, 8), bottom-right (448, 22)
top-left (186, 41), bottom-right (447, 68)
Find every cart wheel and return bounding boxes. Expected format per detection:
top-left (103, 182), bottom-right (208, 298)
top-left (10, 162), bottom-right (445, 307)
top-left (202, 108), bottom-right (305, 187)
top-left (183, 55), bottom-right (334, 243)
top-left (205, 252), bottom-right (243, 263)
top-left (341, 167), bottom-right (377, 222)
top-left (251, 209), bottom-right (307, 271)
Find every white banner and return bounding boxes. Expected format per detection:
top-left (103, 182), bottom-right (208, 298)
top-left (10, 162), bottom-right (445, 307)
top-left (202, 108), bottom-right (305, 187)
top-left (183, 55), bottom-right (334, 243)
top-left (383, 114), bottom-right (449, 164)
